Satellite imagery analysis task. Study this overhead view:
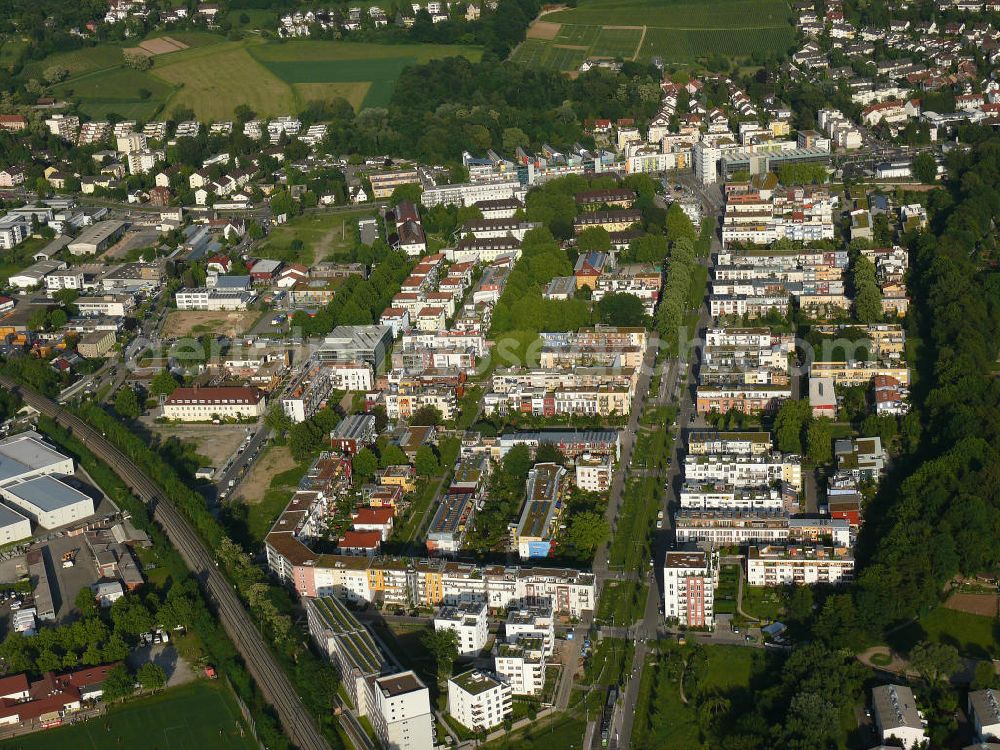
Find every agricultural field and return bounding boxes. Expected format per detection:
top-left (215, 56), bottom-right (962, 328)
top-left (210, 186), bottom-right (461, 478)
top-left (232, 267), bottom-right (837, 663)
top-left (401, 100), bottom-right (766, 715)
top-left (249, 40), bottom-right (482, 109)
top-left (24, 36), bottom-right (482, 123)
top-left (7, 680), bottom-right (258, 750)
top-left (515, 0), bottom-right (795, 70)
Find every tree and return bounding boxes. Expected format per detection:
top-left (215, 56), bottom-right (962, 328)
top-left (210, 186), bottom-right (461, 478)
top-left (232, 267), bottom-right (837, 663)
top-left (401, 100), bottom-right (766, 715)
top-left (774, 399), bottom-right (811, 454)
top-left (568, 511), bottom-right (608, 553)
top-left (912, 152), bottom-right (937, 184)
top-left (596, 292), bottom-right (647, 327)
top-left (137, 662), bottom-right (166, 692)
top-left (576, 227), bottom-right (611, 254)
top-left (502, 127), bottom-right (529, 154)
top-left (422, 628), bottom-right (459, 680)
top-left (415, 445), bottom-right (440, 477)
top-left (149, 369), bottom-right (178, 398)
top-left (48, 309), bottom-right (67, 330)
top-left (973, 660), bottom-right (999, 690)
top-left (379, 444), bottom-right (408, 468)
top-left (43, 65), bottom-right (68, 84)
top-left (390, 184), bottom-right (422, 206)
top-left (410, 405), bottom-right (443, 425)
top-left (101, 665), bottom-right (135, 703)
top-left (27, 308), bottom-right (47, 332)
top-left (806, 418), bottom-right (833, 465)
top-left (75, 587), bottom-right (98, 618)
top-left (114, 388), bottom-right (140, 420)
top-left (910, 641), bottom-right (960, 685)
top-left (352, 448), bottom-right (378, 483)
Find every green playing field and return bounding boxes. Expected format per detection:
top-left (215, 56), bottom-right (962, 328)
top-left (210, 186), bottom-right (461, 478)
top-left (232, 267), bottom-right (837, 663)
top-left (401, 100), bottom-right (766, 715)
top-left (2, 681), bottom-right (258, 750)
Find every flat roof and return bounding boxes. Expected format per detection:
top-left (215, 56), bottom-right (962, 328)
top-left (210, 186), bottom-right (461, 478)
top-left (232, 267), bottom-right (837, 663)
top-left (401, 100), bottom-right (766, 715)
top-left (0, 433), bottom-right (70, 482)
top-left (0, 502), bottom-right (29, 529)
top-left (451, 669), bottom-right (503, 696)
top-left (376, 671), bottom-right (425, 698)
top-left (3, 476), bottom-right (92, 513)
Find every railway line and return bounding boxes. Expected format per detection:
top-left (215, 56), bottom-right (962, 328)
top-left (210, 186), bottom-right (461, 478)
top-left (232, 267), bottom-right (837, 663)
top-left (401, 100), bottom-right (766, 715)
top-left (0, 377), bottom-right (332, 750)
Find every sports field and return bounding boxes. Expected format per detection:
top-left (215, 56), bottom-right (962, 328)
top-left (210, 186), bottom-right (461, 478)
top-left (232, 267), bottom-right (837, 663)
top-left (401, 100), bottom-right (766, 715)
top-left (32, 36), bottom-right (481, 121)
top-left (5, 681), bottom-right (257, 750)
top-left (513, 0), bottom-right (794, 70)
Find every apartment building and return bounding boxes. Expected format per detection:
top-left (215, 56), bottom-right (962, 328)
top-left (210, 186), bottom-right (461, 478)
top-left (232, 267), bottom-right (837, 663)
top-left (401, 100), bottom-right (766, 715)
top-left (663, 550), bottom-right (717, 628)
top-left (448, 670), bottom-right (512, 732)
top-left (575, 453), bottom-right (614, 492)
top-left (305, 596), bottom-right (385, 710)
top-left (746, 544), bottom-right (855, 586)
top-left (367, 671), bottom-right (435, 750)
top-left (494, 638), bottom-right (545, 695)
top-left (435, 601), bottom-right (489, 656)
top-left (684, 453), bottom-right (802, 492)
top-left (426, 491), bottom-right (476, 555)
top-left (687, 431), bottom-right (772, 457)
top-left (505, 605), bottom-right (555, 657)
top-left (696, 384), bottom-right (792, 415)
top-left (511, 463), bottom-right (567, 560)
top-left (679, 482), bottom-right (789, 511)
top-left (162, 387), bottom-right (266, 421)
top-left (809, 360), bottom-right (910, 387)
top-left (674, 508), bottom-right (791, 547)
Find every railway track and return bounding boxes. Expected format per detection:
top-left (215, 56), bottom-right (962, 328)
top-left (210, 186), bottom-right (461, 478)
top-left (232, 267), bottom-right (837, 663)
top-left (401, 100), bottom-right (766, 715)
top-left (1, 377), bottom-right (332, 750)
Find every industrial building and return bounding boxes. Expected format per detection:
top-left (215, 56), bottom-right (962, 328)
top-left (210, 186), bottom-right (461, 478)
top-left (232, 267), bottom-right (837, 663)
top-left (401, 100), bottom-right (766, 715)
top-left (67, 220), bottom-right (127, 256)
top-left (0, 476), bottom-right (95, 529)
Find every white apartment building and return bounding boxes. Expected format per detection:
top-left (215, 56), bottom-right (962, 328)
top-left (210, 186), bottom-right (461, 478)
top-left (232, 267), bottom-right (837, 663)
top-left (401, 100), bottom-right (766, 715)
top-left (684, 454), bottom-right (802, 492)
top-left (746, 544), bottom-right (855, 586)
top-left (663, 550), bottom-right (717, 628)
top-left (435, 601), bottom-right (489, 656)
top-left (43, 269), bottom-right (86, 291)
top-left (674, 509), bottom-right (790, 547)
top-left (448, 670), bottom-right (512, 732)
top-left (494, 639), bottom-right (545, 695)
top-left (75, 295), bottom-right (135, 317)
top-left (505, 605), bottom-right (554, 656)
top-left (365, 671), bottom-right (435, 750)
top-left (575, 453), bottom-right (614, 492)
top-left (679, 483), bottom-right (786, 511)
top-left (175, 287), bottom-right (256, 311)
top-left (421, 180), bottom-right (526, 208)
top-left (162, 387), bottom-right (266, 421)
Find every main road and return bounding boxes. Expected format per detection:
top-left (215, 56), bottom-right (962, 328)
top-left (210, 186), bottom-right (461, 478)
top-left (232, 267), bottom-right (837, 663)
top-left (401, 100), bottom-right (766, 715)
top-left (0, 377), bottom-right (332, 750)
top-left (603, 195), bottom-right (721, 750)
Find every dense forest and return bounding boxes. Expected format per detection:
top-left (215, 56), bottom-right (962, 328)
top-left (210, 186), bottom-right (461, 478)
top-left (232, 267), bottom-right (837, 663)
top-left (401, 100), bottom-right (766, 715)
top-left (322, 56), bottom-right (663, 163)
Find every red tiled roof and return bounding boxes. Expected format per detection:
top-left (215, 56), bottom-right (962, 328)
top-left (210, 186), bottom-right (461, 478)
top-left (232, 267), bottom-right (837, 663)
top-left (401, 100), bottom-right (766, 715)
top-left (165, 387), bottom-right (264, 405)
top-left (353, 507), bottom-right (394, 526)
top-left (339, 530), bottom-right (382, 549)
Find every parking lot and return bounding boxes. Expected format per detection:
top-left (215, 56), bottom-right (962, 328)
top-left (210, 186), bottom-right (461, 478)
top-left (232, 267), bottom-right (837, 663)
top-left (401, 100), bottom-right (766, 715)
top-left (43, 535), bottom-right (99, 623)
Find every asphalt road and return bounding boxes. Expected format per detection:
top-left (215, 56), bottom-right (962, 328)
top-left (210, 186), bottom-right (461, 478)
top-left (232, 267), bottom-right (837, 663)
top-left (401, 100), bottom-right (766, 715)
top-left (608, 201), bottom-right (721, 750)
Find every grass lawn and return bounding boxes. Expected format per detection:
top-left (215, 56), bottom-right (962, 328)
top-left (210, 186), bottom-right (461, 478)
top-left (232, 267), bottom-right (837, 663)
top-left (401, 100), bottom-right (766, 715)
top-left (740, 586), bottom-right (783, 622)
top-left (632, 644), bottom-right (761, 750)
top-left (257, 209), bottom-right (377, 265)
top-left (715, 564), bottom-right (738, 615)
top-left (888, 606), bottom-right (998, 658)
top-left (519, 0), bottom-right (793, 70)
top-left (7, 680), bottom-right (256, 750)
top-left (481, 714), bottom-right (587, 750)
